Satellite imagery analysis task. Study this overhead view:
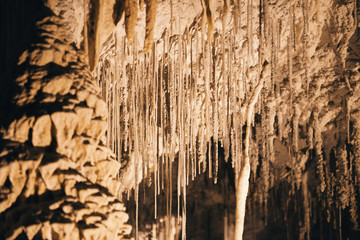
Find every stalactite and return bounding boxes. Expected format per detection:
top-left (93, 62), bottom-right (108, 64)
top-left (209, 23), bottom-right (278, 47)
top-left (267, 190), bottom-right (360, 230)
top-left (124, 0), bottom-right (138, 44)
top-left (293, 105), bottom-right (300, 155)
top-left (302, 171), bottom-right (311, 240)
top-left (313, 109), bottom-right (326, 193)
top-left (302, 0), bottom-right (310, 97)
top-left (144, 0), bottom-right (158, 53)
top-left (206, 40), bottom-right (212, 179)
top-left (288, 36), bottom-right (293, 107)
top-left (90, 0), bottom-right (360, 238)
top-left (335, 144), bottom-right (349, 210)
top-left (201, 0), bottom-right (214, 42)
top-left (213, 40), bottom-right (219, 184)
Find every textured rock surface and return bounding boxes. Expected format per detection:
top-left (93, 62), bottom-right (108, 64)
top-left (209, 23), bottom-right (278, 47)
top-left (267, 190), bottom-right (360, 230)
top-left (1, 0), bottom-right (360, 239)
top-left (0, 14), bottom-right (131, 240)
top-left (96, 0), bottom-right (360, 239)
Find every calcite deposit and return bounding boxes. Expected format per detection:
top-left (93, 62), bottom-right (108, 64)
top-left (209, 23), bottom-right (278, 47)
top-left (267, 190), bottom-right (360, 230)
top-left (1, 0), bottom-right (360, 240)
top-left (0, 13), bottom-right (130, 240)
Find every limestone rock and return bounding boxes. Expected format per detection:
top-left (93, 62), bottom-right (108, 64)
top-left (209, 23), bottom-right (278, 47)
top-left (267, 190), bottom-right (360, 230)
top-left (87, 192), bottom-right (109, 206)
top-left (94, 99), bottom-right (107, 118)
top-left (84, 119), bottom-right (107, 140)
top-left (4, 115), bottom-right (35, 143)
top-left (24, 224), bottom-right (42, 240)
top-left (0, 12), bottom-right (131, 240)
top-left (51, 222), bottom-right (77, 240)
top-left (78, 186), bottom-right (98, 203)
top-left (0, 164), bottom-right (9, 187)
top-left (32, 114), bottom-right (52, 147)
top-left (0, 162), bottom-right (26, 212)
top-left (84, 215), bottom-right (103, 225)
top-left (51, 111), bottom-right (78, 155)
top-left (29, 48), bottom-right (54, 66)
top-left (22, 168), bottom-right (38, 197)
top-left (96, 159), bottom-right (120, 180)
top-left (64, 179), bottom-right (77, 197)
top-left (42, 74), bottom-right (74, 95)
top-left (85, 93), bottom-right (98, 108)
top-left (40, 94), bottom-right (57, 103)
top-left (41, 221), bottom-right (52, 240)
top-left (83, 165), bottom-right (97, 183)
top-left (105, 179), bottom-right (121, 196)
top-left (69, 135), bottom-right (96, 164)
top-left (76, 89), bottom-right (89, 102)
top-left (74, 107), bottom-right (93, 134)
top-left (95, 145), bottom-right (115, 161)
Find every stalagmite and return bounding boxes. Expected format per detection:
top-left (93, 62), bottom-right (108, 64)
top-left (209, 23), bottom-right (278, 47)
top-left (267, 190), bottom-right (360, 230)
top-left (235, 61), bottom-right (269, 240)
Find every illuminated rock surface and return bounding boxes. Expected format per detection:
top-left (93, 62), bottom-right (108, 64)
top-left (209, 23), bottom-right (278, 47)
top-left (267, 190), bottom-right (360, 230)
top-left (1, 0), bottom-right (360, 239)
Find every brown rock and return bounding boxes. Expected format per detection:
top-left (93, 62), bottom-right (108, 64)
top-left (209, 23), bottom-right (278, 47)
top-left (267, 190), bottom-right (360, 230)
top-left (40, 94), bottom-right (57, 103)
top-left (75, 208), bottom-right (92, 222)
top-left (81, 227), bottom-right (101, 240)
top-left (32, 114), bottom-right (52, 147)
top-left (78, 187), bottom-right (98, 203)
top-left (49, 199), bottom-right (65, 210)
top-left (105, 179), bottom-right (121, 196)
top-left (0, 164), bottom-right (9, 187)
top-left (87, 193), bottom-right (108, 206)
top-left (51, 222), bottom-right (76, 240)
top-left (18, 50), bottom-right (29, 65)
top-left (41, 221), bottom-right (52, 240)
top-left (15, 72), bottom-right (29, 86)
top-left (53, 49), bottom-right (68, 67)
top-left (69, 135), bottom-right (97, 165)
top-left (76, 89), bottom-right (89, 102)
top-left (0, 162), bottom-right (26, 212)
top-left (94, 99), bottom-right (107, 117)
top-left (83, 165), bottom-right (97, 183)
top-left (68, 136), bottom-right (87, 162)
top-left (84, 215), bottom-right (103, 225)
top-left (62, 204), bottom-right (73, 214)
top-left (24, 223), bottom-right (42, 240)
top-left (23, 168), bottom-right (38, 198)
top-left (4, 116), bottom-right (35, 142)
top-left (84, 119), bottom-right (107, 140)
top-left (85, 93), bottom-right (98, 108)
top-left (64, 179), bottom-right (77, 197)
top-left (43, 74), bottom-right (74, 95)
top-left (51, 112), bottom-right (78, 155)
top-left (39, 157), bottom-right (75, 190)
top-left (29, 48), bottom-right (54, 66)
top-left (36, 177), bottom-right (47, 195)
top-left (96, 159), bottom-right (120, 180)
top-left (74, 107), bottom-right (93, 134)
top-left (95, 145), bottom-right (114, 161)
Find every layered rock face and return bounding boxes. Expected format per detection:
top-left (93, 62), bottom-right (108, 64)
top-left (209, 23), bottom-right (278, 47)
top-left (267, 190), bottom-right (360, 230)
top-left (0, 15), bottom-right (131, 240)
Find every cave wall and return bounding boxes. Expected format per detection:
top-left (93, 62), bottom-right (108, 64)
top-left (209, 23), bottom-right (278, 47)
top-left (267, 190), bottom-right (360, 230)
top-left (1, 0), bottom-right (360, 239)
top-left (95, 0), bottom-right (360, 239)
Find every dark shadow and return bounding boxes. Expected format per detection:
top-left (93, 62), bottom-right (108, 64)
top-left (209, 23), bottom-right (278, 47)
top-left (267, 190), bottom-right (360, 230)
top-left (0, 0), bottom-right (52, 127)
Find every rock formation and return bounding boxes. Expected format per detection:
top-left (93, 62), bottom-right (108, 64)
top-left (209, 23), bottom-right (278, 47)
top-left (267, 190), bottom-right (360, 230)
top-left (1, 0), bottom-right (360, 239)
top-left (0, 0), bottom-right (131, 239)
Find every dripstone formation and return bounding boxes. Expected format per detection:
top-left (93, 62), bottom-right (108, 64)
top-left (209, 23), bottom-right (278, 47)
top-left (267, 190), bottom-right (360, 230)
top-left (0, 15), bottom-right (131, 239)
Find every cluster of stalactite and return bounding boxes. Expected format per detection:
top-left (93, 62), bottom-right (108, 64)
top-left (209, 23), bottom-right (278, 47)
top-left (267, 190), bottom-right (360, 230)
top-left (96, 0), bottom-right (360, 239)
top-left (0, 15), bottom-right (131, 239)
